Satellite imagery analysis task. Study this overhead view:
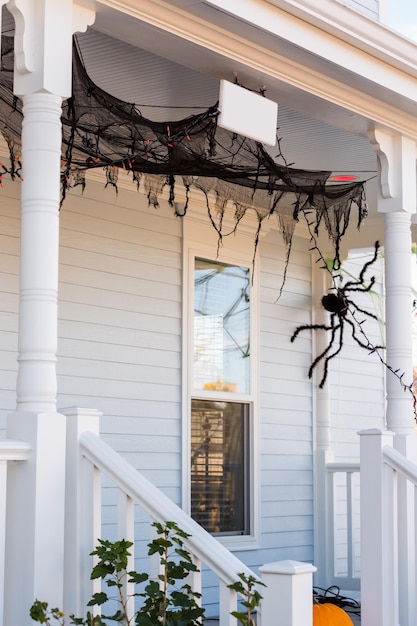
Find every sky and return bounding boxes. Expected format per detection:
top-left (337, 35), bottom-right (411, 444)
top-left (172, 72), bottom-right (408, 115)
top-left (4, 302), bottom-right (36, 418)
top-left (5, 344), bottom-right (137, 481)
top-left (385, 0), bottom-right (417, 40)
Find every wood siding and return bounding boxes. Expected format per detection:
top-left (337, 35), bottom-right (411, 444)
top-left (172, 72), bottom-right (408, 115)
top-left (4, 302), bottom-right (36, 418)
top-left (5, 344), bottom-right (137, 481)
top-left (329, 249), bottom-right (386, 461)
top-left (0, 175), bottom-right (386, 600)
top-left (0, 184), bottom-right (20, 433)
top-left (259, 230), bottom-right (314, 565)
top-left (58, 181), bottom-right (183, 503)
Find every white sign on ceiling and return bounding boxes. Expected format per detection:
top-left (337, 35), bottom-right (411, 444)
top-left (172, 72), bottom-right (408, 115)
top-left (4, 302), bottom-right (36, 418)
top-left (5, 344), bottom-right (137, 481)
top-left (218, 80), bottom-right (278, 147)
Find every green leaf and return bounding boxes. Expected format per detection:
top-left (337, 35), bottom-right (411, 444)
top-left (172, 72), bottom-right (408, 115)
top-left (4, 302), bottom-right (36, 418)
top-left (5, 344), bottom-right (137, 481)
top-left (68, 616), bottom-right (85, 625)
top-left (29, 600), bottom-right (50, 624)
top-left (87, 592), bottom-right (108, 607)
top-left (128, 571), bottom-right (148, 584)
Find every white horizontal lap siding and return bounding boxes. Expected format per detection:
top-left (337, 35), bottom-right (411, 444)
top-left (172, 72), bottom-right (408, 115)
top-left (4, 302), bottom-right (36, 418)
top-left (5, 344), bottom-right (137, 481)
top-left (57, 183), bottom-right (183, 507)
top-left (329, 249), bottom-right (385, 461)
top-left (258, 232), bottom-right (314, 564)
top-left (0, 190), bottom-right (20, 435)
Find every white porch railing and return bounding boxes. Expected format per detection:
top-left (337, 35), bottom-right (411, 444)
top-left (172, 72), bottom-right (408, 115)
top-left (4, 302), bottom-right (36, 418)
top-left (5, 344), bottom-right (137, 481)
top-left (62, 408), bottom-right (316, 626)
top-left (360, 428), bottom-right (417, 626)
top-left (0, 439), bottom-right (32, 625)
top-left (326, 462), bottom-right (360, 591)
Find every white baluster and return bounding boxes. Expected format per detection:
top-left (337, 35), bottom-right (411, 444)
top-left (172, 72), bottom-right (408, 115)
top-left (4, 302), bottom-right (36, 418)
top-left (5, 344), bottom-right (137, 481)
top-left (118, 490), bottom-right (135, 622)
top-left (187, 554), bottom-right (202, 608)
top-left (219, 579), bottom-right (237, 626)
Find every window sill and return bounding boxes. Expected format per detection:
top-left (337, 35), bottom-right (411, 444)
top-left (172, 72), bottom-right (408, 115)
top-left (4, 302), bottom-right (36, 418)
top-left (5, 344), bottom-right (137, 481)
top-left (217, 535), bottom-right (259, 552)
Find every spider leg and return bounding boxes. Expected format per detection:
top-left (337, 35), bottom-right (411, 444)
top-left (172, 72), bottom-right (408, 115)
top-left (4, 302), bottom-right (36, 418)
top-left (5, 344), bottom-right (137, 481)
top-left (290, 322), bottom-right (333, 342)
top-left (340, 241), bottom-right (379, 293)
top-left (303, 316), bottom-right (341, 382)
top-left (345, 317), bottom-right (385, 351)
top-left (358, 241), bottom-right (380, 283)
top-left (343, 275), bottom-right (376, 294)
top-left (314, 320), bottom-right (345, 388)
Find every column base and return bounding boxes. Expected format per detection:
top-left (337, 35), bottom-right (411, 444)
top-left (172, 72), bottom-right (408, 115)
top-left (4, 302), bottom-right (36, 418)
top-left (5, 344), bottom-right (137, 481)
top-left (4, 410), bottom-right (66, 626)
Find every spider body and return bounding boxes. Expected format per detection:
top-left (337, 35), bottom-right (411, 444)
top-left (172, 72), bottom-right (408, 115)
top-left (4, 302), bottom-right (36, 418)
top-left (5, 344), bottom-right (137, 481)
top-left (321, 292), bottom-right (348, 317)
top-left (291, 241), bottom-right (383, 388)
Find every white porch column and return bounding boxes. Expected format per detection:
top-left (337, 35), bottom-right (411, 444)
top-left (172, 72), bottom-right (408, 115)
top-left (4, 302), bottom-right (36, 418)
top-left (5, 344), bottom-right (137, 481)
top-left (3, 3), bottom-right (95, 626)
top-left (369, 129), bottom-right (416, 435)
top-left (16, 91), bottom-right (62, 411)
top-left (370, 129), bottom-right (417, 626)
top-left (384, 210), bottom-right (414, 434)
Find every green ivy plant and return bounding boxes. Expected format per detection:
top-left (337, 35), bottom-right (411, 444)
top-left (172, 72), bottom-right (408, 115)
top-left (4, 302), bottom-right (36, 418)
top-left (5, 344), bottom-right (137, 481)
top-left (228, 573), bottom-right (265, 626)
top-left (30, 521), bottom-right (266, 626)
top-left (30, 521), bottom-right (205, 626)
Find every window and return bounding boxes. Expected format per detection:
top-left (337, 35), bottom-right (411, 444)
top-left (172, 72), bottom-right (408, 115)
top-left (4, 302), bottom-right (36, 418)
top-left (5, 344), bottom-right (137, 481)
top-left (191, 399), bottom-right (249, 534)
top-left (188, 256), bottom-right (254, 537)
top-left (193, 258), bottom-right (250, 393)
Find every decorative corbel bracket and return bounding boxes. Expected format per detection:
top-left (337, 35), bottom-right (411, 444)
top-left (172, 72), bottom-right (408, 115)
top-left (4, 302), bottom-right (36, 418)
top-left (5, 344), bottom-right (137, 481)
top-left (6, 0), bottom-right (95, 96)
top-left (73, 1), bottom-right (95, 36)
top-left (368, 127), bottom-right (394, 199)
top-left (7, 0), bottom-right (36, 74)
top-left (0, 2), bottom-right (11, 54)
top-left (368, 127), bottom-right (417, 214)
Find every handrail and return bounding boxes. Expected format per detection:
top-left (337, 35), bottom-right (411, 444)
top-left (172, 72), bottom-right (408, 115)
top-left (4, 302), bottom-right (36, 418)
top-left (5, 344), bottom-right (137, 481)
top-left (80, 430), bottom-right (258, 586)
top-left (383, 444), bottom-right (417, 484)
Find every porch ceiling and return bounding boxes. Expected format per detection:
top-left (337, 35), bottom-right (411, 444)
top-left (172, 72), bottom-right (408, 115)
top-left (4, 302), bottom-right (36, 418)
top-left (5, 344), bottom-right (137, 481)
top-left (90, 0), bottom-right (417, 133)
top-left (75, 10), bottom-right (383, 250)
top-left (10, 0), bottom-right (401, 247)
top-left (90, 0), bottom-right (373, 137)
top-left (77, 26), bottom-right (377, 174)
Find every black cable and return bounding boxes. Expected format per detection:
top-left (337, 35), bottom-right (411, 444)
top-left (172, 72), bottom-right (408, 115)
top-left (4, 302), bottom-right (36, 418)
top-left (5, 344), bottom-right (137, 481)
top-left (313, 585), bottom-right (361, 618)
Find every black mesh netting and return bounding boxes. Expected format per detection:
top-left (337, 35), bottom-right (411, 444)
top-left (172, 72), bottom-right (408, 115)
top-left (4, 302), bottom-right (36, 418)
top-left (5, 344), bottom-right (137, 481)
top-left (0, 35), bottom-right (368, 271)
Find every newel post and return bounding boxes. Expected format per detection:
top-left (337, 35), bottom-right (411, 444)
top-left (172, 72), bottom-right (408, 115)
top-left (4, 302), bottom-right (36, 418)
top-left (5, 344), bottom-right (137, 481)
top-left (259, 560), bottom-right (316, 626)
top-left (359, 429), bottom-right (395, 626)
top-left (62, 407), bottom-right (101, 618)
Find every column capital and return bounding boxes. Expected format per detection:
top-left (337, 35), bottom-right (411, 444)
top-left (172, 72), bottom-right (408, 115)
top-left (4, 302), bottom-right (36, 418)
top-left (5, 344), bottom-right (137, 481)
top-left (368, 127), bottom-right (417, 214)
top-left (7, 0), bottom-right (95, 97)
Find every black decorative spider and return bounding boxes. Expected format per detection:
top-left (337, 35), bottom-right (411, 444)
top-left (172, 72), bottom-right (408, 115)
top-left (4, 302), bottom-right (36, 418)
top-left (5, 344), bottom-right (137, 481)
top-left (291, 241), bottom-right (384, 388)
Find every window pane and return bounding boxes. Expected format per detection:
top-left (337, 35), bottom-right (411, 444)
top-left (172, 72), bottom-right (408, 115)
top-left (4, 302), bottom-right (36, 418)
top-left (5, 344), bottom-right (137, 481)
top-left (191, 399), bottom-right (249, 535)
top-left (194, 258), bottom-right (250, 393)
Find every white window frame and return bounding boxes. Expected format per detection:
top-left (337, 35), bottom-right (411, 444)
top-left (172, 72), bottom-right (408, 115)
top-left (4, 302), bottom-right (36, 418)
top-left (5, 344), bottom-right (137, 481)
top-left (182, 217), bottom-right (260, 550)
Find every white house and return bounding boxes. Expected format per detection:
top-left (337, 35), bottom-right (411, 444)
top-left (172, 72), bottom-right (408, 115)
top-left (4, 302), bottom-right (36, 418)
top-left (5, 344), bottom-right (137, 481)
top-left (1, 1), bottom-right (417, 625)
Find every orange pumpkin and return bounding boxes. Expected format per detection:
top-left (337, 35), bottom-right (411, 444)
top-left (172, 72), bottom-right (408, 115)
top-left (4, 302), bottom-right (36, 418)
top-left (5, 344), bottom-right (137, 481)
top-left (313, 602), bottom-right (354, 625)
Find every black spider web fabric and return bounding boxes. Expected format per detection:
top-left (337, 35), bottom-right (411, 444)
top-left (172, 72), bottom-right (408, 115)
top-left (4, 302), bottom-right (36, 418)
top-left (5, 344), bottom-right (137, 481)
top-left (0, 35), bottom-right (367, 268)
